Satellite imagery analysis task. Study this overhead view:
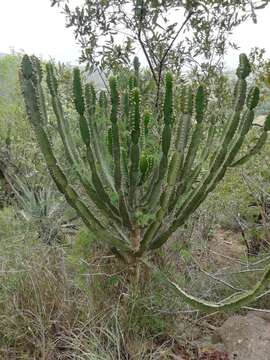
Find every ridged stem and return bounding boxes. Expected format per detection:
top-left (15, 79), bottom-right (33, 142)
top-left (109, 76), bottom-right (132, 230)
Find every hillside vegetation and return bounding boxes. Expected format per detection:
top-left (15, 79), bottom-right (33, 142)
top-left (0, 49), bottom-right (270, 359)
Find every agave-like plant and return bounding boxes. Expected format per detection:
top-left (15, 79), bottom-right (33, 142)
top-left (11, 175), bottom-right (76, 244)
top-left (20, 53), bottom-right (270, 311)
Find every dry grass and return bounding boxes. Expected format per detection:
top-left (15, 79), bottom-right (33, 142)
top-left (0, 201), bottom-right (269, 359)
top-left (0, 229), bottom-right (187, 359)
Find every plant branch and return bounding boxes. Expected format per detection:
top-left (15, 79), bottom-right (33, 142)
top-left (155, 10), bottom-right (193, 108)
top-left (137, 0), bottom-right (158, 85)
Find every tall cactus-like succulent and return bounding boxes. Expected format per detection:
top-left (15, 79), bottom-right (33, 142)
top-left (19, 53), bottom-right (270, 254)
top-left (20, 54), bottom-right (270, 311)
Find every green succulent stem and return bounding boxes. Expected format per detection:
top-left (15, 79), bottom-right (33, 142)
top-left (146, 260), bottom-right (270, 313)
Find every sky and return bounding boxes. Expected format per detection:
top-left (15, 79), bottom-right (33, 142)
top-left (1, 0), bottom-right (270, 69)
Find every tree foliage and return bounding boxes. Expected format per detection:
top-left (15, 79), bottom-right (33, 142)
top-left (51, 0), bottom-right (269, 81)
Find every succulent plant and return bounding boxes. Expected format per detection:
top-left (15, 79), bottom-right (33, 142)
top-left (20, 53), bottom-right (270, 311)
top-left (20, 52), bottom-right (270, 254)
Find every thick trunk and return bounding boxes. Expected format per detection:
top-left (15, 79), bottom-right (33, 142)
top-left (130, 226), bottom-right (141, 252)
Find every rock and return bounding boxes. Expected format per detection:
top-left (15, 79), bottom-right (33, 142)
top-left (254, 115), bottom-right (266, 127)
top-left (215, 312), bottom-right (270, 360)
top-left (249, 310), bottom-right (270, 322)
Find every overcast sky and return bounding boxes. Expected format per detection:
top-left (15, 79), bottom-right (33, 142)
top-left (1, 0), bottom-right (270, 69)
